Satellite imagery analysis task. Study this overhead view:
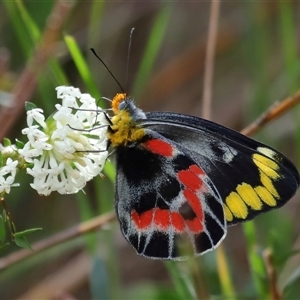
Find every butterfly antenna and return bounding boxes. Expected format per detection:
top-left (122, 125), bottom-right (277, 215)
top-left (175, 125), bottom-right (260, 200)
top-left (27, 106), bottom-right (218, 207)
top-left (125, 27), bottom-right (135, 91)
top-left (90, 48), bottom-right (125, 93)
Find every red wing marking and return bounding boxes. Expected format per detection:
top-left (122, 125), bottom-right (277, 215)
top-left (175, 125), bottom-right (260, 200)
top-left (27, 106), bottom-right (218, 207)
top-left (131, 165), bottom-right (207, 235)
top-left (185, 217), bottom-right (203, 233)
top-left (183, 189), bottom-right (204, 223)
top-left (154, 209), bottom-right (170, 229)
top-left (189, 164), bottom-right (205, 176)
top-left (131, 209), bottom-right (186, 233)
top-left (170, 212), bottom-right (186, 232)
top-left (131, 210), bottom-right (152, 229)
top-left (177, 164), bottom-right (206, 233)
top-left (177, 166), bottom-right (205, 191)
top-left (144, 139), bottom-right (174, 157)
top-left (131, 205), bottom-right (204, 234)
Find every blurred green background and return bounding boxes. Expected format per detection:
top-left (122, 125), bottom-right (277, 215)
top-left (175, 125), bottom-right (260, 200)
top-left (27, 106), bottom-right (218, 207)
top-left (0, 1), bottom-right (300, 299)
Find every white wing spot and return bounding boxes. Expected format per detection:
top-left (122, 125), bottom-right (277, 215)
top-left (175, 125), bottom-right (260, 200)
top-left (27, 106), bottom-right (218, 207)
top-left (257, 147), bottom-right (277, 159)
top-left (219, 142), bottom-right (238, 163)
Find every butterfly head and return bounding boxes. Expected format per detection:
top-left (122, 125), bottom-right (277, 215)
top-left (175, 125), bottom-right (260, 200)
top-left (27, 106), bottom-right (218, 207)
top-left (108, 93), bottom-right (147, 147)
top-left (111, 93), bottom-right (127, 114)
top-left (111, 93), bottom-right (146, 120)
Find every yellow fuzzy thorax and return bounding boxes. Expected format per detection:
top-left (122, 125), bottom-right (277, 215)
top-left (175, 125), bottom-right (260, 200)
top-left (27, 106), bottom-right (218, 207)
top-left (107, 93), bottom-right (145, 147)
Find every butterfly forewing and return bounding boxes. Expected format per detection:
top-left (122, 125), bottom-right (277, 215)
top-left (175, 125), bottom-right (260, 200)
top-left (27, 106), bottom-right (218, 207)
top-left (141, 113), bottom-right (299, 225)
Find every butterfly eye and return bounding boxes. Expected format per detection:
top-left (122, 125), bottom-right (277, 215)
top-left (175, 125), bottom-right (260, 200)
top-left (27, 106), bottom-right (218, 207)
top-left (118, 100), bottom-right (128, 111)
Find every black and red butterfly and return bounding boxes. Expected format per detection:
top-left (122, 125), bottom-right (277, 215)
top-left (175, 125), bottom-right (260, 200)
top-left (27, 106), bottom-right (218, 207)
top-left (106, 93), bottom-right (299, 260)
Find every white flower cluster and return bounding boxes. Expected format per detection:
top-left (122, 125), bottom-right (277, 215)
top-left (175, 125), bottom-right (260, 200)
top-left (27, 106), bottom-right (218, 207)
top-left (0, 145), bottom-right (19, 194)
top-left (18, 86), bottom-right (109, 195)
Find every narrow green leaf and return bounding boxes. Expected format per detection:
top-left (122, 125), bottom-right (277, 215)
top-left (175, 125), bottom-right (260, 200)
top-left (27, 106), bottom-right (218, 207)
top-left (87, 1), bottom-right (105, 46)
top-left (90, 256), bottom-right (110, 300)
top-left (64, 35), bottom-right (100, 99)
top-left (216, 245), bottom-right (236, 298)
top-left (164, 261), bottom-right (195, 300)
top-left (278, 248), bottom-right (300, 291)
top-left (50, 57), bottom-right (69, 86)
top-left (14, 227), bottom-right (42, 237)
top-left (132, 3), bottom-right (173, 98)
top-left (103, 160), bottom-right (116, 184)
top-left (279, 2), bottom-right (299, 93)
top-left (5, 1), bottom-right (69, 113)
top-left (15, 0), bottom-right (40, 44)
top-left (280, 263), bottom-right (300, 292)
top-left (76, 192), bottom-right (96, 253)
top-left (14, 236), bottom-right (32, 250)
top-left (3, 0), bottom-right (32, 57)
top-left (243, 221), bottom-right (268, 298)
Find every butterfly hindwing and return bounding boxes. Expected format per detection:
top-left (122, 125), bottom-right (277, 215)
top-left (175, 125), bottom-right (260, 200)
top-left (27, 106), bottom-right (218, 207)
top-left (115, 130), bottom-right (226, 259)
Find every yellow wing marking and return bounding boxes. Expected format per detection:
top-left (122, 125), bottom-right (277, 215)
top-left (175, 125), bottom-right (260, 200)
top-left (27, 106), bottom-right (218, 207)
top-left (226, 191), bottom-right (248, 219)
top-left (253, 152), bottom-right (280, 197)
top-left (253, 153), bottom-right (279, 174)
top-left (259, 173), bottom-right (280, 198)
top-left (254, 186), bottom-right (277, 206)
top-left (236, 183), bottom-right (262, 210)
top-left (224, 205), bottom-right (233, 222)
top-left (225, 149), bottom-right (282, 221)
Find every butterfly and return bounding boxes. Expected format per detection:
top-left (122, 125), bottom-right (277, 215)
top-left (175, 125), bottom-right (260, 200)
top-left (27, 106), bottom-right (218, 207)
top-left (106, 92), bottom-right (299, 260)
